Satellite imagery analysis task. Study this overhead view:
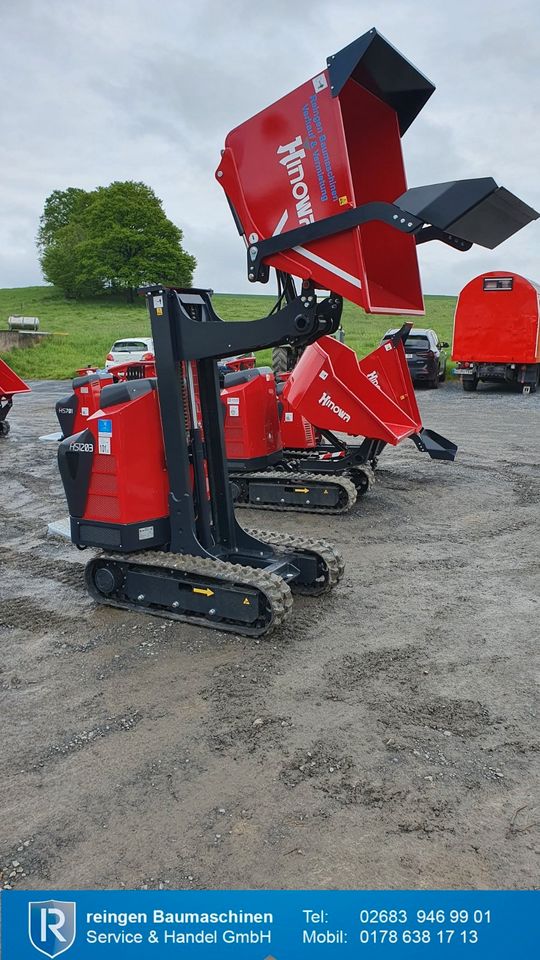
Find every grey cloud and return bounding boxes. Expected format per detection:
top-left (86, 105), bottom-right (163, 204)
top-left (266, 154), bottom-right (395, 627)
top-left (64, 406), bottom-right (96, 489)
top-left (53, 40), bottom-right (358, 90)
top-left (0, 0), bottom-right (539, 297)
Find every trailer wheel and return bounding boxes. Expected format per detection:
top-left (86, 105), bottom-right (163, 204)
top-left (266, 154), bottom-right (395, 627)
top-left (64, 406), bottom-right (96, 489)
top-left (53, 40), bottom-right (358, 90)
top-left (0, 420), bottom-right (10, 437)
top-left (462, 376), bottom-right (478, 392)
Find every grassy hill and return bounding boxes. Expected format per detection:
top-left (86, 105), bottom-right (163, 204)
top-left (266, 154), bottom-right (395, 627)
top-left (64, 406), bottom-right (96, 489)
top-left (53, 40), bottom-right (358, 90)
top-left (0, 286), bottom-right (457, 380)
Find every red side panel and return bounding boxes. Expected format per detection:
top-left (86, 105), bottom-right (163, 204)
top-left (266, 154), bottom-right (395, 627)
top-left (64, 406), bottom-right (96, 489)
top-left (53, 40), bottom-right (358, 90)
top-left (0, 358), bottom-right (31, 397)
top-left (222, 373), bottom-right (282, 463)
top-left (338, 80), bottom-right (422, 313)
top-left (279, 392), bottom-right (319, 449)
top-left (357, 340), bottom-right (421, 427)
top-left (283, 335), bottom-right (422, 445)
top-left (453, 271), bottom-right (540, 363)
top-left (83, 390), bottom-right (169, 525)
top-left (73, 375), bottom-right (114, 433)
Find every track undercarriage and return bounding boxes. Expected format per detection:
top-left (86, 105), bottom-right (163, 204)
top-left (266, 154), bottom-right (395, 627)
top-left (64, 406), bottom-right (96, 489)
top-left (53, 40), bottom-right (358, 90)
top-left (230, 434), bottom-right (382, 514)
top-left (85, 529), bottom-right (344, 637)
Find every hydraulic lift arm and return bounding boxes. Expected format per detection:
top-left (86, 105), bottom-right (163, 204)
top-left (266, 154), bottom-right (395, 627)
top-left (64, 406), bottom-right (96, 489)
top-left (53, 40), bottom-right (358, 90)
top-left (246, 180), bottom-right (538, 285)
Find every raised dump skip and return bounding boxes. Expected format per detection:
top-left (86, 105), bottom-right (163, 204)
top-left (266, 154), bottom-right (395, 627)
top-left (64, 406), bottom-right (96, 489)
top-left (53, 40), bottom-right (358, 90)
top-left (0, 358), bottom-right (31, 397)
top-left (217, 29), bottom-right (431, 314)
top-left (217, 28), bottom-right (538, 315)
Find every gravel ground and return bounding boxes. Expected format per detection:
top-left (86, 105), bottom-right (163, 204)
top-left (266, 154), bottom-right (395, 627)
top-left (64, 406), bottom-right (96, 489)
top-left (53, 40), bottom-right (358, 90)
top-left (0, 379), bottom-right (538, 890)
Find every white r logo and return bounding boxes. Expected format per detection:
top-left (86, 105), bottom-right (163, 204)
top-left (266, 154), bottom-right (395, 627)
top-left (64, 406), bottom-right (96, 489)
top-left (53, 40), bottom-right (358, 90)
top-left (41, 908), bottom-right (67, 943)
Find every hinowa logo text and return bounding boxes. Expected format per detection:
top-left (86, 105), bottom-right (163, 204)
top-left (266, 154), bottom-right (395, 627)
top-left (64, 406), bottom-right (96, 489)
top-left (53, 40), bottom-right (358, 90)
top-left (318, 392), bottom-right (351, 423)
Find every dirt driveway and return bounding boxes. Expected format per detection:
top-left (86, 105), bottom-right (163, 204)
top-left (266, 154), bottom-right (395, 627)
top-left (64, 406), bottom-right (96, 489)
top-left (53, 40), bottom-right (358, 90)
top-left (1, 380), bottom-right (538, 890)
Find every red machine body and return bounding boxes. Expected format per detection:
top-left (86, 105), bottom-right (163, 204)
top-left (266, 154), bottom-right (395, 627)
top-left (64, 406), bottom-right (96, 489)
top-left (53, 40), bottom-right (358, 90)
top-left (221, 369), bottom-right (282, 468)
top-left (56, 357), bottom-right (248, 440)
top-left (84, 387), bottom-right (169, 527)
top-left (453, 271), bottom-right (540, 364)
top-left (59, 380), bottom-right (172, 550)
top-left (221, 368), bottom-right (322, 468)
top-left (56, 371), bottom-right (114, 439)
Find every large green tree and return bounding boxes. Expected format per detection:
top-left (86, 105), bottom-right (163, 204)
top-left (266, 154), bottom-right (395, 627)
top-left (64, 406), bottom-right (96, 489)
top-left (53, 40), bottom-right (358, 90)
top-left (38, 181), bottom-right (196, 300)
top-left (37, 187), bottom-right (91, 250)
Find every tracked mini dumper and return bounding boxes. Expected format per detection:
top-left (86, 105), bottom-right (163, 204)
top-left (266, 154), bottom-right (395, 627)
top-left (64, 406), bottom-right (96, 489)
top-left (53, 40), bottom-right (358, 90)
top-left (222, 323), bottom-right (458, 514)
top-left (57, 27), bottom-right (537, 635)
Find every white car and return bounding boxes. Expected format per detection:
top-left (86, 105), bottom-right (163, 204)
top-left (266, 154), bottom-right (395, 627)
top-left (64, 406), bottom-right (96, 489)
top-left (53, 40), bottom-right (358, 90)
top-left (105, 337), bottom-right (154, 369)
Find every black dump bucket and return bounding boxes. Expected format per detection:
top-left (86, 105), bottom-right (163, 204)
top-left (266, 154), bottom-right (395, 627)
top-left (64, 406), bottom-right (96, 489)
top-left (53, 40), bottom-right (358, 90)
top-left (397, 179), bottom-right (539, 249)
top-left (411, 428), bottom-right (458, 462)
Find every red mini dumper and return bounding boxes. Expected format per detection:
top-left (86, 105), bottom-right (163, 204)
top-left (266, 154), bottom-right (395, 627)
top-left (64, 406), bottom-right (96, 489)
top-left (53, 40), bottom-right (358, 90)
top-left (0, 358), bottom-right (31, 438)
top-left (221, 325), bottom-right (456, 513)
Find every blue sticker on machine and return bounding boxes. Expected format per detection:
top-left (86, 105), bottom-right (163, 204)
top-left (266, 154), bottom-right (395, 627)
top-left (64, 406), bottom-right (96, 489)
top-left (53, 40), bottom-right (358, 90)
top-left (98, 419), bottom-right (112, 434)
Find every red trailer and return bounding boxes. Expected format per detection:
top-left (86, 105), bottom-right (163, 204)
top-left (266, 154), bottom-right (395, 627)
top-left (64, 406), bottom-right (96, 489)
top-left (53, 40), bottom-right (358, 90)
top-left (453, 271), bottom-right (540, 392)
top-left (0, 358), bottom-right (31, 437)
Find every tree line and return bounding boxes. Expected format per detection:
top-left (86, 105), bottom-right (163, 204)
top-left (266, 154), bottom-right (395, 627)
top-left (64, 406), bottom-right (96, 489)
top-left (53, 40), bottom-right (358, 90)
top-left (37, 181), bottom-right (196, 300)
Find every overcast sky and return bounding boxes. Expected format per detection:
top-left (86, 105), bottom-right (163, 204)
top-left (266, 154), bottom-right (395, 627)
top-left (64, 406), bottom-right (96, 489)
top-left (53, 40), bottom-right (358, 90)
top-left (1, 0), bottom-right (539, 299)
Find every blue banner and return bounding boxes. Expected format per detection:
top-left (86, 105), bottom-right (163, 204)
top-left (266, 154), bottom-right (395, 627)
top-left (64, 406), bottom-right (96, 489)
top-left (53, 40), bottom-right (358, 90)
top-left (1, 890), bottom-right (537, 959)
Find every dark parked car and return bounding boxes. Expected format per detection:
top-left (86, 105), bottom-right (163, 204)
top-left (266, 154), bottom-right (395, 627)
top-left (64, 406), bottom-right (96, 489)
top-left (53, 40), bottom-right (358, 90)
top-left (381, 328), bottom-right (449, 388)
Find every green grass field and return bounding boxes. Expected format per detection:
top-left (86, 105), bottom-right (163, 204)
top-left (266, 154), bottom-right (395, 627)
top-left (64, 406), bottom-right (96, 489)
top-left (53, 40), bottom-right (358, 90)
top-left (0, 285), bottom-right (457, 379)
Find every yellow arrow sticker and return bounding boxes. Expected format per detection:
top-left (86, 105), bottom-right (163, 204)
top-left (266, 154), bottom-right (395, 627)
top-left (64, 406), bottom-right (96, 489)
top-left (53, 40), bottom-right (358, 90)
top-left (243, 598), bottom-right (251, 606)
top-left (193, 587), bottom-right (214, 597)
top-left (294, 487), bottom-right (309, 494)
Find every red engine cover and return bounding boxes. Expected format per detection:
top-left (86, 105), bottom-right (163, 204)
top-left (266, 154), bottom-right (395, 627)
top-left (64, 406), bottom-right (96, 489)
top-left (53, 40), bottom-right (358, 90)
top-left (221, 371), bottom-right (282, 466)
top-left (82, 388), bottom-right (169, 525)
top-left (71, 374), bottom-right (114, 434)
